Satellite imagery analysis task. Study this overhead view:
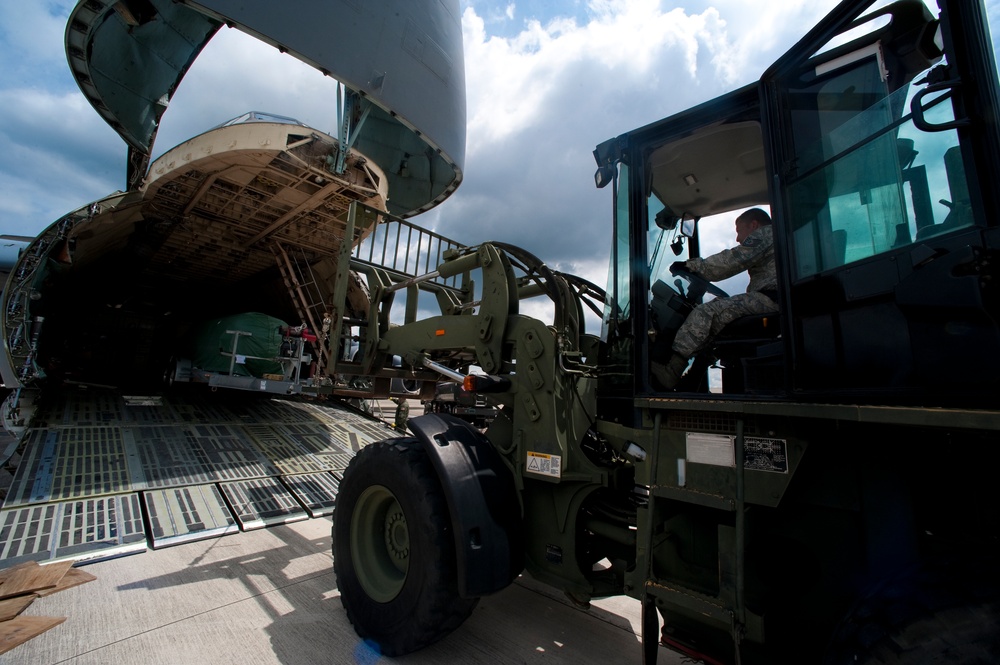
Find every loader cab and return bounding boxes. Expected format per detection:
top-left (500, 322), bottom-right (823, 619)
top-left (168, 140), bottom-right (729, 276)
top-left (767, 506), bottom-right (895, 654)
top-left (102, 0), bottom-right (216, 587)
top-left (597, 0), bottom-right (1000, 407)
top-left (595, 85), bottom-right (772, 400)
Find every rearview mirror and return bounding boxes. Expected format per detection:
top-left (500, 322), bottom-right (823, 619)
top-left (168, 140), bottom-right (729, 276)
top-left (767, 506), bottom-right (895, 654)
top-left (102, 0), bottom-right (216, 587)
top-left (680, 214), bottom-right (698, 237)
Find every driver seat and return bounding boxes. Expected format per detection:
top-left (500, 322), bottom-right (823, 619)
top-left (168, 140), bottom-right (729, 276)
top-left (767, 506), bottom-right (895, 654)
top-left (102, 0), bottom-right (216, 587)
top-left (710, 312), bottom-right (782, 393)
top-left (714, 312), bottom-right (780, 344)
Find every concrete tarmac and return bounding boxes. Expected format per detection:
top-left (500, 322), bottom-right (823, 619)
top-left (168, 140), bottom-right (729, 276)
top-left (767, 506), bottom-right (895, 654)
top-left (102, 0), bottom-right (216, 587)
top-left (3, 518), bottom-right (684, 665)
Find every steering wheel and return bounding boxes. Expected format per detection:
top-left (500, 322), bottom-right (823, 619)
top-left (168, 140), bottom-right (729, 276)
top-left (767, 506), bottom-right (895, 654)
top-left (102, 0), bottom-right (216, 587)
top-left (669, 264), bottom-right (730, 301)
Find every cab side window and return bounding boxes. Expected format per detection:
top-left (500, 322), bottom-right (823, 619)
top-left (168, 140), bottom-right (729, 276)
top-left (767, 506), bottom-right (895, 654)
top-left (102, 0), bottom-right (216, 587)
top-left (784, 49), bottom-right (972, 279)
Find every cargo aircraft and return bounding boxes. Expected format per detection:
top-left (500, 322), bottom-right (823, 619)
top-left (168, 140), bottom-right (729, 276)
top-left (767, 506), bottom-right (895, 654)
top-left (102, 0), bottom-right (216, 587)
top-left (0, 0), bottom-right (467, 564)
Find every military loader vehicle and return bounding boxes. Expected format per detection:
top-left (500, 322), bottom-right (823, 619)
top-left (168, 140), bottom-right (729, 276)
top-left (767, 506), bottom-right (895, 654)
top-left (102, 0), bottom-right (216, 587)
top-left (1, 0), bottom-right (996, 661)
top-left (332, 1), bottom-right (1000, 663)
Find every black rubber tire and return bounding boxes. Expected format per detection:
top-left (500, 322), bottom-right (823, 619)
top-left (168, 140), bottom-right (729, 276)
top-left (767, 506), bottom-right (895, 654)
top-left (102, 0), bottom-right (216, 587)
top-left (333, 438), bottom-right (478, 656)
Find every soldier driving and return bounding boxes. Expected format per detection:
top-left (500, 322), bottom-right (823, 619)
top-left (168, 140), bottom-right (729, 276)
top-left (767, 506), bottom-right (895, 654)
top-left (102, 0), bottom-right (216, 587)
top-left (652, 207), bottom-right (778, 390)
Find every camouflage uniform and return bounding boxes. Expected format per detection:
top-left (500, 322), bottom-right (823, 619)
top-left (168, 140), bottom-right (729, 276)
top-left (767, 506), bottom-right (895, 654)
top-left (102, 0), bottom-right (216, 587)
top-left (672, 225), bottom-right (777, 358)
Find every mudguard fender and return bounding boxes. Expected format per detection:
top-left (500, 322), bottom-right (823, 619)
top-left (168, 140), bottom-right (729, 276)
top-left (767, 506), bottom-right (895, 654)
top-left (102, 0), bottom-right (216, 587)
top-left (407, 413), bottom-right (523, 598)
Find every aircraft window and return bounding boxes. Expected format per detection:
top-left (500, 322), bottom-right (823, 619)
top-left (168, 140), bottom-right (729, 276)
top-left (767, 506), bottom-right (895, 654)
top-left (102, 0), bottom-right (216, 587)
top-left (214, 111), bottom-right (304, 128)
top-left (784, 54), bottom-right (972, 279)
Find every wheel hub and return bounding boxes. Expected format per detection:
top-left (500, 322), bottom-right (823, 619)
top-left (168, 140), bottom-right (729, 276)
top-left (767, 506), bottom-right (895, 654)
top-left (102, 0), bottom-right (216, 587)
top-left (384, 510), bottom-right (410, 566)
top-left (351, 484), bottom-right (410, 602)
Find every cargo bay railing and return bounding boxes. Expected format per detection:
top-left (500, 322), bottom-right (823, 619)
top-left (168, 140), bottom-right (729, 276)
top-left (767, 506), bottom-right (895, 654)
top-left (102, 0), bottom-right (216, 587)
top-left (350, 207), bottom-right (466, 289)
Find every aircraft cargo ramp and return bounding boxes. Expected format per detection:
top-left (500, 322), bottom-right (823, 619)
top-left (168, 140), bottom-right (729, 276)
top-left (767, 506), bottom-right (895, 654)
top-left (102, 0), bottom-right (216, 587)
top-left (0, 388), bottom-right (399, 565)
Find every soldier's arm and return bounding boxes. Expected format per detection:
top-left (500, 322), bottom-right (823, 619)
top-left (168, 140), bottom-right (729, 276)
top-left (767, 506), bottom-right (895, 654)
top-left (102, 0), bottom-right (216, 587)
top-left (688, 230), bottom-right (770, 282)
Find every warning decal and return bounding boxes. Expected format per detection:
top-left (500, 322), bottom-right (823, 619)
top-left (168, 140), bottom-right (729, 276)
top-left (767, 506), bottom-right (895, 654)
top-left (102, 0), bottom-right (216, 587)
top-left (526, 451), bottom-right (561, 479)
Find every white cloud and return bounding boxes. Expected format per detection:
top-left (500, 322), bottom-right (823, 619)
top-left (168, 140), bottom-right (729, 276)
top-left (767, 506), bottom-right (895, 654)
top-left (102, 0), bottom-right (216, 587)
top-left (461, 2), bottom-right (743, 150)
top-left (461, 0), bottom-right (850, 154)
top-left (0, 87), bottom-right (123, 234)
top-left (0, 3), bottom-right (72, 78)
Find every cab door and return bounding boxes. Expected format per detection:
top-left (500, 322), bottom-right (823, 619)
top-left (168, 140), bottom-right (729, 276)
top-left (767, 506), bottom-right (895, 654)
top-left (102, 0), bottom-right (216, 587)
top-left (760, 0), bottom-right (1000, 403)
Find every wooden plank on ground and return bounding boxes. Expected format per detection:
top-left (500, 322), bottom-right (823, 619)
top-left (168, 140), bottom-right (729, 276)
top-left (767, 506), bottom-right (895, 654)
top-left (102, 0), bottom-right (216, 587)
top-left (35, 568), bottom-right (96, 597)
top-left (0, 595), bottom-right (35, 622)
top-left (0, 616), bottom-right (66, 655)
top-left (0, 560), bottom-right (73, 600)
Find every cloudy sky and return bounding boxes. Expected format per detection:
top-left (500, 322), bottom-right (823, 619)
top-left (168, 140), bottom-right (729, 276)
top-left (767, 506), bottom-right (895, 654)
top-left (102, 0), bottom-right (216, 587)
top-left (1, 1), bottom-right (998, 309)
